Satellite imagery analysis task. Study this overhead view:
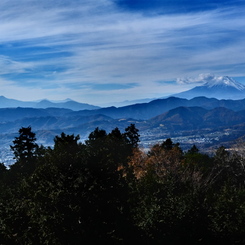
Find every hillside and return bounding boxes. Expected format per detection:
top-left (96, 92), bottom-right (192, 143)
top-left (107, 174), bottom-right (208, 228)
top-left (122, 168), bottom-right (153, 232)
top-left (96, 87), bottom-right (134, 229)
top-left (2, 96), bottom-right (245, 164)
top-left (0, 105), bottom-right (245, 150)
top-left (149, 106), bottom-right (245, 130)
top-left (67, 96), bottom-right (245, 120)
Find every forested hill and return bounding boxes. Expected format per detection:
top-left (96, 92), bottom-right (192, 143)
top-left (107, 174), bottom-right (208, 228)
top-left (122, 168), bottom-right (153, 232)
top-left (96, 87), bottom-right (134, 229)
top-left (2, 96), bottom-right (245, 155)
top-left (67, 96), bottom-right (245, 120)
top-left (149, 106), bottom-right (245, 130)
top-left (1, 126), bottom-right (245, 244)
top-left (2, 105), bottom-right (245, 151)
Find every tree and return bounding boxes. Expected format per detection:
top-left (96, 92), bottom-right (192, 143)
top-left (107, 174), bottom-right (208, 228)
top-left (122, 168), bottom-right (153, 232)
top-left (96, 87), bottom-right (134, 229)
top-left (3, 125), bottom-right (245, 244)
top-left (188, 144), bottom-right (199, 154)
top-left (124, 124), bottom-right (140, 148)
top-left (0, 162), bottom-right (7, 187)
top-left (23, 129), bottom-right (135, 244)
top-left (161, 138), bottom-right (180, 151)
top-left (53, 132), bottom-right (81, 154)
top-left (9, 127), bottom-right (40, 179)
top-left (0, 162), bottom-right (7, 174)
top-left (109, 127), bottom-right (123, 140)
top-left (10, 126), bottom-right (38, 163)
top-left (87, 127), bottom-right (107, 142)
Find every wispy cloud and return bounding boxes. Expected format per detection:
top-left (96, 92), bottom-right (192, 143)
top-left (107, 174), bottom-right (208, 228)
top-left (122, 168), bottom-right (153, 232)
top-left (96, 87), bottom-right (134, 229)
top-left (0, 0), bottom-right (244, 105)
top-left (177, 74), bottom-right (224, 85)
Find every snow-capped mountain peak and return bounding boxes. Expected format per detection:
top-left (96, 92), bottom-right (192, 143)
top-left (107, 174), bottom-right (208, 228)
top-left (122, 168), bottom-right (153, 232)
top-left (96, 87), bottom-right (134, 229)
top-left (204, 76), bottom-right (245, 91)
top-left (173, 75), bottom-right (245, 100)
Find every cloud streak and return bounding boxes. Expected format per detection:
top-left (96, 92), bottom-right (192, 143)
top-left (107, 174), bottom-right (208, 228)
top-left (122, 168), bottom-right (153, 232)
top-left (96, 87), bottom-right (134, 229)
top-left (0, 0), bottom-right (244, 105)
top-left (177, 74), bottom-right (225, 85)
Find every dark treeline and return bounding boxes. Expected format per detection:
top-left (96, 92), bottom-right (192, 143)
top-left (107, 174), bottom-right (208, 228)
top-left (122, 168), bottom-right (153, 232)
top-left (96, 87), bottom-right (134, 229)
top-left (1, 125), bottom-right (245, 244)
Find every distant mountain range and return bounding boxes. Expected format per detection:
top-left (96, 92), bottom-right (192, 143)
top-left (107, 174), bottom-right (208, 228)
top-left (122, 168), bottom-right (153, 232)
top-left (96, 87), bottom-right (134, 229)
top-left (173, 76), bottom-right (245, 99)
top-left (66, 96), bottom-right (245, 120)
top-left (0, 96), bottom-right (100, 111)
top-left (2, 94), bottom-right (245, 124)
top-left (1, 75), bottom-right (245, 159)
top-left (0, 76), bottom-right (244, 111)
top-left (1, 104), bottom-right (245, 147)
top-left (1, 95), bottom-right (245, 130)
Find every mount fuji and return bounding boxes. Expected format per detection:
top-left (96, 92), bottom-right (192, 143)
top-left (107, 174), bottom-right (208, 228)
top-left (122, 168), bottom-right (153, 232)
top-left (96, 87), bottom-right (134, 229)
top-left (173, 76), bottom-right (245, 100)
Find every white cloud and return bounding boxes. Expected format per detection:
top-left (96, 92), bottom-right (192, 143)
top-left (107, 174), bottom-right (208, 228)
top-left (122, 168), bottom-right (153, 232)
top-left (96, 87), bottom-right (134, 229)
top-left (176, 74), bottom-right (217, 84)
top-left (0, 56), bottom-right (34, 75)
top-left (0, 1), bottom-right (245, 104)
top-left (176, 74), bottom-right (241, 88)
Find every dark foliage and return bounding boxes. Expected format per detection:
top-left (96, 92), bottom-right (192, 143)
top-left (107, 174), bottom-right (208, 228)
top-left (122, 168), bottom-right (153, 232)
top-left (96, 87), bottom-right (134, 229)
top-left (1, 126), bottom-right (245, 244)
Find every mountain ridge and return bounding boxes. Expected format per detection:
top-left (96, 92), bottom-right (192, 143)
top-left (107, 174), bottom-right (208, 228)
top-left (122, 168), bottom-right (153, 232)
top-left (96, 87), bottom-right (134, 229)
top-left (0, 96), bottom-right (100, 111)
top-left (66, 96), bottom-right (245, 120)
top-left (1, 106), bottom-right (245, 146)
top-left (149, 106), bottom-right (245, 130)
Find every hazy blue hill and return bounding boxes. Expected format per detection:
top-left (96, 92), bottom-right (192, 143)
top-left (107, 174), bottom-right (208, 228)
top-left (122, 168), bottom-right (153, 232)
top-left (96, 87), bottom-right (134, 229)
top-left (2, 96), bottom-right (245, 150)
top-left (0, 108), bottom-right (50, 121)
top-left (0, 96), bottom-right (100, 111)
top-left (0, 114), bottom-right (114, 133)
top-left (66, 107), bottom-right (118, 118)
top-left (2, 114), bottom-right (139, 145)
top-left (0, 96), bottom-right (35, 107)
top-left (214, 99), bottom-right (245, 111)
top-left (67, 97), bottom-right (190, 120)
top-left (44, 108), bottom-right (73, 116)
top-left (14, 117), bottom-right (60, 130)
top-left (60, 100), bottom-right (100, 110)
top-left (35, 99), bottom-right (100, 110)
top-left (203, 107), bottom-right (245, 126)
top-left (188, 97), bottom-right (220, 108)
top-left (1, 106), bottom-right (243, 133)
top-left (67, 96), bottom-right (245, 120)
top-left (149, 107), bottom-right (208, 130)
top-left (3, 95), bottom-right (245, 122)
top-left (35, 99), bottom-right (55, 108)
top-left (2, 98), bottom-right (245, 127)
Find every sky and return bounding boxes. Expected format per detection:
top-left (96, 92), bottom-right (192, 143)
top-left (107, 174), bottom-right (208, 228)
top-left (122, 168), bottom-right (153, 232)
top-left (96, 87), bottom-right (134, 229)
top-left (0, 0), bottom-right (245, 106)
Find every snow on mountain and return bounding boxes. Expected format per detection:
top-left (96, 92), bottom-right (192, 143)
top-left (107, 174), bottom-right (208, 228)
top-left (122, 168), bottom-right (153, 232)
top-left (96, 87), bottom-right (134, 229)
top-left (204, 76), bottom-right (245, 91)
top-left (173, 76), bottom-right (245, 100)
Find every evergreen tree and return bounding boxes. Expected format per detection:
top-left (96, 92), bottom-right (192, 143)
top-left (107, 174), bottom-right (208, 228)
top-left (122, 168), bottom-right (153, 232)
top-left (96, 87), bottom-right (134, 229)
top-left (124, 124), bottom-right (140, 148)
top-left (188, 144), bottom-right (199, 154)
top-left (9, 127), bottom-right (40, 179)
top-left (10, 126), bottom-right (38, 163)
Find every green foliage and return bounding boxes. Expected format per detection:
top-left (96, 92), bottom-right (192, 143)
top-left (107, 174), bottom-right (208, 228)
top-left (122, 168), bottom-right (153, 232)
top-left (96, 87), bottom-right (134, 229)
top-left (124, 123), bottom-right (140, 148)
top-left (10, 126), bottom-right (38, 162)
top-left (1, 127), bottom-right (245, 244)
top-left (0, 162), bottom-right (7, 177)
top-left (161, 138), bottom-right (175, 150)
top-left (8, 127), bottom-right (43, 182)
top-left (188, 144), bottom-right (199, 154)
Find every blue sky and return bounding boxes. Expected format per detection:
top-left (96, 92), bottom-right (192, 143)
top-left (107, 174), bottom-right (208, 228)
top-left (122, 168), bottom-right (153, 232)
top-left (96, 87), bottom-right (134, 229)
top-left (0, 0), bottom-right (245, 106)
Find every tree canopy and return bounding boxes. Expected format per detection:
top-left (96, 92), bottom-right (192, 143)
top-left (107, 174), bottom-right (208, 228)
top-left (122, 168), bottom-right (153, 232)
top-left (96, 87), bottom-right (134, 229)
top-left (1, 125), bottom-right (245, 244)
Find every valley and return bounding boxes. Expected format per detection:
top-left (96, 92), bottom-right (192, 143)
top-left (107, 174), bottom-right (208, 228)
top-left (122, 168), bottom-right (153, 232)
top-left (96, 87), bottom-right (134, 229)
top-left (2, 77), bottom-right (245, 165)
top-left (1, 99), bottom-right (245, 165)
